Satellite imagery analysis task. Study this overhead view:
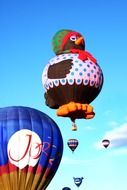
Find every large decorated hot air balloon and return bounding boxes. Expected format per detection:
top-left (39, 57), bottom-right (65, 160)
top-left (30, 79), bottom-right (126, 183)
top-left (0, 106), bottom-right (63, 190)
top-left (42, 29), bottom-right (103, 130)
top-left (67, 139), bottom-right (78, 153)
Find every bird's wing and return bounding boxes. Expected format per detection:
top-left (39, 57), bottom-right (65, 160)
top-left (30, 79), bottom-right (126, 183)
top-left (48, 59), bottom-right (73, 79)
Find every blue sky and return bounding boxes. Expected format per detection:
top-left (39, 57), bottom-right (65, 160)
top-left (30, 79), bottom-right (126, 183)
top-left (0, 0), bottom-right (127, 189)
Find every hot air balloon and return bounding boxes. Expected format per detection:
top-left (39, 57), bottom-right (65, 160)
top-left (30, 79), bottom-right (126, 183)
top-left (0, 106), bottom-right (63, 190)
top-left (67, 139), bottom-right (78, 153)
top-left (62, 187), bottom-right (71, 190)
top-left (42, 29), bottom-right (103, 130)
top-left (73, 177), bottom-right (84, 187)
top-left (102, 139), bottom-right (110, 148)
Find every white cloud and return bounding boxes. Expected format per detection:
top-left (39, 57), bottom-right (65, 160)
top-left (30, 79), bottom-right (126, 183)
top-left (104, 123), bottom-right (127, 148)
top-left (94, 123), bottom-right (127, 149)
top-left (110, 148), bottom-right (127, 156)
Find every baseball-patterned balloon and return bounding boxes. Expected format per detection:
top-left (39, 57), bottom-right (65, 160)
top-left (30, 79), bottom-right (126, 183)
top-left (42, 29), bottom-right (104, 130)
top-left (0, 106), bottom-right (63, 190)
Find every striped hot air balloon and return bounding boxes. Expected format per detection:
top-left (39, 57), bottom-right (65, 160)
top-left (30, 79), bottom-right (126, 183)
top-left (102, 139), bottom-right (110, 148)
top-left (67, 139), bottom-right (78, 152)
top-left (0, 106), bottom-right (63, 190)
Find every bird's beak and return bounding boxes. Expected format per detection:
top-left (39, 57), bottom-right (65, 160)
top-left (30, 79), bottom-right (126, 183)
top-left (75, 37), bottom-right (84, 45)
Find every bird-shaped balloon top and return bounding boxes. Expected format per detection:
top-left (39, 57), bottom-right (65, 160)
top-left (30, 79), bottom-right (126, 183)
top-left (52, 29), bottom-right (85, 54)
top-left (42, 29), bottom-right (103, 130)
top-left (52, 29), bottom-right (96, 63)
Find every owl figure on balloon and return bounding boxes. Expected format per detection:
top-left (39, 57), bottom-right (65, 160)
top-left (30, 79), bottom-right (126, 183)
top-left (42, 29), bottom-right (103, 131)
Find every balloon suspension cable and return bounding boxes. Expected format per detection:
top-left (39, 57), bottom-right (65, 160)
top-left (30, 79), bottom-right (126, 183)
top-left (71, 119), bottom-right (77, 131)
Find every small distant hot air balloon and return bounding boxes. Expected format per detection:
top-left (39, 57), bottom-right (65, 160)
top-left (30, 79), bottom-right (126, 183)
top-left (102, 139), bottom-right (110, 148)
top-left (67, 139), bottom-right (78, 153)
top-left (73, 177), bottom-right (84, 187)
top-left (62, 187), bottom-right (71, 190)
top-left (0, 106), bottom-right (63, 190)
top-left (42, 29), bottom-right (104, 131)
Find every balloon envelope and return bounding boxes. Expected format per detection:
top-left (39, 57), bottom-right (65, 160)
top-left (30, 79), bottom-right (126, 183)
top-left (42, 55), bottom-right (103, 121)
top-left (73, 177), bottom-right (84, 187)
top-left (0, 106), bottom-right (63, 190)
top-left (67, 139), bottom-right (78, 152)
top-left (42, 29), bottom-right (103, 124)
top-left (102, 139), bottom-right (110, 148)
top-left (62, 187), bottom-right (71, 190)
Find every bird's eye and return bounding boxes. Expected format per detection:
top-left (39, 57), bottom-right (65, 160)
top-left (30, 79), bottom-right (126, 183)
top-left (70, 35), bottom-right (77, 41)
